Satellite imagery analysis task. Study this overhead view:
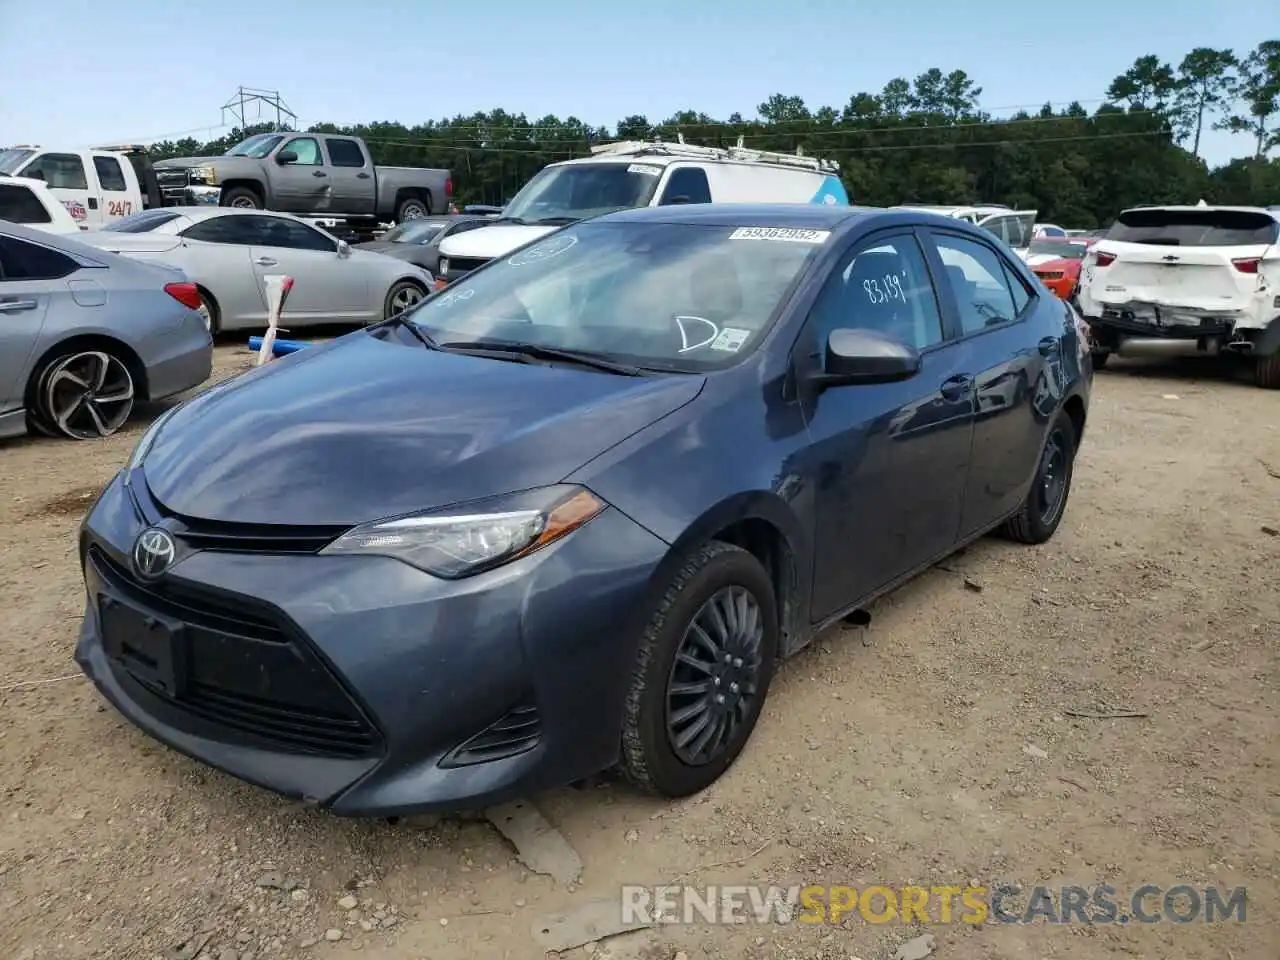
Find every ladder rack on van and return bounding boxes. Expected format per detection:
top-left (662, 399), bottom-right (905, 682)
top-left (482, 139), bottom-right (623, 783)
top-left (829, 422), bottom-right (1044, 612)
top-left (590, 137), bottom-right (839, 174)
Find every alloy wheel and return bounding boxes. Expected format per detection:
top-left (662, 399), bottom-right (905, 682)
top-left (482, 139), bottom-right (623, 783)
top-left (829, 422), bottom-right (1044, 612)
top-left (399, 202), bottom-right (427, 220)
top-left (665, 585), bottom-right (765, 766)
top-left (1037, 427), bottom-right (1069, 525)
top-left (388, 284), bottom-right (425, 316)
top-left (41, 351), bottom-right (135, 440)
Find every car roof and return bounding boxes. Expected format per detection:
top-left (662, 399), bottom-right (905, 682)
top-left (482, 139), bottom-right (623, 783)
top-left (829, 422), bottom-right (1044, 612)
top-left (158, 206), bottom-right (316, 224)
top-left (594, 203), bottom-right (878, 229)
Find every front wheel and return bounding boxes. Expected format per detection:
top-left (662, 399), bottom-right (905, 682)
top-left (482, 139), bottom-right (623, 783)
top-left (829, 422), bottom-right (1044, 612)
top-left (1001, 408), bottom-right (1078, 544)
top-left (619, 541), bottom-right (778, 798)
top-left (221, 186), bottom-right (262, 209)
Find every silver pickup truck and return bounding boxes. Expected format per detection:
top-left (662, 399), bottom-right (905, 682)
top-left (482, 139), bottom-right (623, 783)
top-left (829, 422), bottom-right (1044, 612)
top-left (152, 133), bottom-right (451, 225)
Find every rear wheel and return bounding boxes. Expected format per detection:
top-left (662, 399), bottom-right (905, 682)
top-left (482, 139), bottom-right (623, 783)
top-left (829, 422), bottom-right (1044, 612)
top-left (619, 541), bottom-right (778, 798)
top-left (1001, 408), bottom-right (1077, 545)
top-left (1091, 350), bottom-right (1110, 369)
top-left (28, 348), bottom-right (136, 440)
top-left (197, 290), bottom-right (220, 335)
top-left (1255, 353), bottom-right (1280, 389)
top-left (396, 196), bottom-right (429, 221)
top-left (382, 280), bottom-right (426, 321)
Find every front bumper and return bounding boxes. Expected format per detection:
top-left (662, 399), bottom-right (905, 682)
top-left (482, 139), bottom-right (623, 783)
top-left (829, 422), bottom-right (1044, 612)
top-left (75, 470), bottom-right (670, 815)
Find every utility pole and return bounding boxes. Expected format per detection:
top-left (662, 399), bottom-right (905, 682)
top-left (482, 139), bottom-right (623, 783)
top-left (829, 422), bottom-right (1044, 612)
top-left (220, 87), bottom-right (297, 131)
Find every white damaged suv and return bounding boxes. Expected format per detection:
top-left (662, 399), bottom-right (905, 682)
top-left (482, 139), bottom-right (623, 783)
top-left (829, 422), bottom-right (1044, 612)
top-left (1077, 203), bottom-right (1280, 388)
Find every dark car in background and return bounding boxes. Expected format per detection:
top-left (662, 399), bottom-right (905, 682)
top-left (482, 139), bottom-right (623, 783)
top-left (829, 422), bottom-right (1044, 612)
top-left (355, 215), bottom-right (493, 276)
top-left (75, 204), bottom-right (1090, 815)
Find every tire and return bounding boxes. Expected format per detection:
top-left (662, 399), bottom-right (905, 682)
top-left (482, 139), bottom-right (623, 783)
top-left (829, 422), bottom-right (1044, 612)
top-left (619, 540), bottom-right (779, 798)
top-left (27, 347), bottom-right (136, 440)
top-left (1090, 350), bottom-right (1109, 369)
top-left (396, 195), bottom-right (429, 221)
top-left (1001, 408), bottom-right (1078, 545)
top-left (382, 280), bottom-right (427, 321)
top-left (1255, 353), bottom-right (1280, 389)
top-left (221, 186), bottom-right (262, 209)
top-left (197, 290), bottom-right (221, 335)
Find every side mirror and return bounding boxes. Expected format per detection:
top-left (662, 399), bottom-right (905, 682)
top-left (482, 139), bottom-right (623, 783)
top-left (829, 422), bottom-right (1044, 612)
top-left (276, 150), bottom-right (298, 165)
top-left (336, 240), bottom-right (351, 258)
top-left (817, 328), bottom-right (921, 387)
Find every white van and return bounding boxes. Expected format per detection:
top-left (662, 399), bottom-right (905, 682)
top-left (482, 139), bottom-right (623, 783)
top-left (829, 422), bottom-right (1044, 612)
top-left (0, 146), bottom-right (146, 229)
top-left (435, 139), bottom-right (848, 284)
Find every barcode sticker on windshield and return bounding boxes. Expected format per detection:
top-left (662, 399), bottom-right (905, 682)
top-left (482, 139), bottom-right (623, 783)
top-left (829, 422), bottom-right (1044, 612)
top-left (710, 327), bottom-right (751, 352)
top-left (628, 163), bottom-right (663, 176)
top-left (728, 227), bottom-right (831, 244)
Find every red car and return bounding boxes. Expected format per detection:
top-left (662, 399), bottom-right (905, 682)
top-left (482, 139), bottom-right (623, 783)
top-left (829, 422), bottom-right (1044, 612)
top-left (1025, 237), bottom-right (1095, 302)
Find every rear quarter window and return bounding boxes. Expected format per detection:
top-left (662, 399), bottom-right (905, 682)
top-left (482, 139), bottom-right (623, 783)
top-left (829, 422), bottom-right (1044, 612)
top-left (1108, 209), bottom-right (1280, 246)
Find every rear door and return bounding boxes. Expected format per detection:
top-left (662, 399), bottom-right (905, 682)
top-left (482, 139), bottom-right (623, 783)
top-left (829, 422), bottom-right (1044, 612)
top-left (0, 233), bottom-right (70, 415)
top-left (323, 138), bottom-right (375, 214)
top-left (244, 215), bottom-right (372, 324)
top-left (18, 152), bottom-right (96, 227)
top-left (91, 153), bottom-right (140, 222)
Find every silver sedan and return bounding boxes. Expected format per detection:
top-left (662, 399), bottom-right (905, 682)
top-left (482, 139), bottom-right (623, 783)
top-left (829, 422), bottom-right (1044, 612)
top-left (0, 221), bottom-right (212, 441)
top-left (78, 208), bottom-right (433, 333)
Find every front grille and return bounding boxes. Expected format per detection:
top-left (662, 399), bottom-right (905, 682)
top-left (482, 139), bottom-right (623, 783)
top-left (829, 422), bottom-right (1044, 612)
top-left (440, 704), bottom-right (541, 767)
top-left (90, 547), bottom-right (382, 759)
top-left (136, 478), bottom-right (346, 555)
top-left (448, 256), bottom-right (490, 274)
top-left (155, 168), bottom-right (190, 206)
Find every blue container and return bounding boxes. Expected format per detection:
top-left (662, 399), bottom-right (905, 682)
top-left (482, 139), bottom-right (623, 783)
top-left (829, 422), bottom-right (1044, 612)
top-left (247, 336), bottom-right (309, 356)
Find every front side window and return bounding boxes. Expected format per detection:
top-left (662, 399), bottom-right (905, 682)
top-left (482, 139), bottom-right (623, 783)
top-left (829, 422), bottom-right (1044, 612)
top-left (281, 138), bottom-right (322, 165)
top-left (807, 233), bottom-right (943, 352)
top-left (21, 153), bottom-right (88, 190)
top-left (503, 164), bottom-right (662, 224)
top-left (407, 221), bottom-right (823, 370)
top-left (934, 234), bottom-right (1020, 335)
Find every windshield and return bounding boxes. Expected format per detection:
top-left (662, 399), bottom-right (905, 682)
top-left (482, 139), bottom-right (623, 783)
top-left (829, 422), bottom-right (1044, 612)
top-left (225, 134), bottom-right (285, 159)
top-left (103, 209), bottom-right (182, 233)
top-left (1107, 208), bottom-right (1279, 246)
top-left (0, 148), bottom-right (35, 175)
top-left (407, 220), bottom-right (823, 370)
top-left (502, 163), bottom-right (662, 224)
top-left (1028, 238), bottom-right (1089, 260)
top-left (382, 220), bottom-right (447, 244)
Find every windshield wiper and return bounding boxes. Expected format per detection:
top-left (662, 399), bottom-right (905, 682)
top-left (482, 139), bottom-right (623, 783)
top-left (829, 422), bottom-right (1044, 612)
top-left (438, 340), bottom-right (644, 376)
top-left (531, 216), bottom-right (580, 226)
top-left (489, 216), bottom-right (529, 225)
top-left (380, 312), bottom-right (440, 350)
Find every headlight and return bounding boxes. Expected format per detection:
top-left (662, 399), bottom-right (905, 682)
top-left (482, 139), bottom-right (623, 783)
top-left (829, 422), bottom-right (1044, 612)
top-left (191, 165), bottom-right (218, 185)
top-left (127, 404), bottom-right (180, 470)
top-left (319, 485), bottom-right (605, 578)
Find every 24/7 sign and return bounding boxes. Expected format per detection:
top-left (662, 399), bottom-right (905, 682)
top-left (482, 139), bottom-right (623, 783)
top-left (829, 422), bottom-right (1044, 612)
top-left (107, 199), bottom-right (133, 217)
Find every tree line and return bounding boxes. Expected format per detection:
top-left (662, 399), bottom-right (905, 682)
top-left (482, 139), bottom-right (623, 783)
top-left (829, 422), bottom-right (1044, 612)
top-left (145, 41), bottom-right (1279, 228)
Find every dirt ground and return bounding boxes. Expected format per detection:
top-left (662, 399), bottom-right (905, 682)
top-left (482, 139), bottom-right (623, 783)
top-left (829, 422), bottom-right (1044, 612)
top-left (1, 343), bottom-right (1277, 960)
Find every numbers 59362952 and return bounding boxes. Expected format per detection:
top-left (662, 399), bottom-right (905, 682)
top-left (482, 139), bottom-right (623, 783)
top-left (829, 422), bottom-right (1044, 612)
top-left (863, 273), bottom-right (907, 305)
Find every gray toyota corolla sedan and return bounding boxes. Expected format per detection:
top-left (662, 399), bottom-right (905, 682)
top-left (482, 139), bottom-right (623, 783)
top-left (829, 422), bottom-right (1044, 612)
top-left (75, 204), bottom-right (1091, 815)
top-left (0, 221), bottom-right (212, 441)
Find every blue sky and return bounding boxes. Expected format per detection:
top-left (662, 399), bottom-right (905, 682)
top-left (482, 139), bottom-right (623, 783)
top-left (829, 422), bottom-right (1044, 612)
top-left (0, 0), bottom-right (1266, 168)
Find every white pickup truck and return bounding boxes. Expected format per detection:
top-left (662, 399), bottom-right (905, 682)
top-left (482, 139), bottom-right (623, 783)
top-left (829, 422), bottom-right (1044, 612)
top-left (0, 146), bottom-right (148, 228)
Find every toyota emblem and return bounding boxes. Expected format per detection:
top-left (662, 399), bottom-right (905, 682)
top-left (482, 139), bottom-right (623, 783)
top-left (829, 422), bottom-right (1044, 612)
top-left (133, 527), bottom-right (176, 579)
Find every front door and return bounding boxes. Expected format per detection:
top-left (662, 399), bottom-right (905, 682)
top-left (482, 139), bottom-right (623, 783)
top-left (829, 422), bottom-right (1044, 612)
top-left (244, 215), bottom-right (371, 325)
top-left (272, 136), bottom-right (331, 213)
top-left (923, 228), bottom-right (1051, 537)
top-left (797, 229), bottom-right (976, 622)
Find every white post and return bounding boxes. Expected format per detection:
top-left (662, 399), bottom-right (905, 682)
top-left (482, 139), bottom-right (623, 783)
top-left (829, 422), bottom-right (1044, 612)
top-left (257, 274), bottom-right (294, 366)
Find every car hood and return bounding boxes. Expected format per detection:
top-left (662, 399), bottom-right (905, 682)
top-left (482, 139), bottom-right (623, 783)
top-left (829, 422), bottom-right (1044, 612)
top-left (152, 156), bottom-right (226, 170)
top-left (437, 224), bottom-right (559, 260)
top-left (141, 330), bottom-right (704, 526)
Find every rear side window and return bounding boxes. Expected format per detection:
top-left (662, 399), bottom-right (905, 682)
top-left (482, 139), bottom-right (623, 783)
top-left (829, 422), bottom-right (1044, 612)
top-left (660, 167), bottom-right (712, 205)
top-left (93, 156), bottom-right (129, 191)
top-left (22, 152), bottom-right (89, 190)
top-left (325, 138), bottom-right (366, 167)
top-left (0, 235), bottom-right (78, 281)
top-left (933, 234), bottom-right (1020, 335)
top-left (0, 183), bottom-right (52, 223)
top-left (181, 216), bottom-right (261, 245)
top-left (1108, 209), bottom-right (1280, 246)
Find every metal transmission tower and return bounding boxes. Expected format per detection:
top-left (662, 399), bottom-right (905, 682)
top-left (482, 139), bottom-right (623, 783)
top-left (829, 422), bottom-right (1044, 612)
top-left (221, 87), bottom-right (297, 131)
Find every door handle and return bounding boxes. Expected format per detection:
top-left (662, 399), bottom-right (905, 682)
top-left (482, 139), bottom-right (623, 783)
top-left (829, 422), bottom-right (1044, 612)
top-left (356, 172), bottom-right (371, 179)
top-left (1038, 336), bottom-right (1061, 357)
top-left (313, 171), bottom-right (328, 178)
top-left (255, 257), bottom-right (278, 266)
top-left (0, 298), bottom-right (39, 312)
top-left (939, 374), bottom-right (974, 401)
top-left (87, 197), bottom-right (99, 210)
